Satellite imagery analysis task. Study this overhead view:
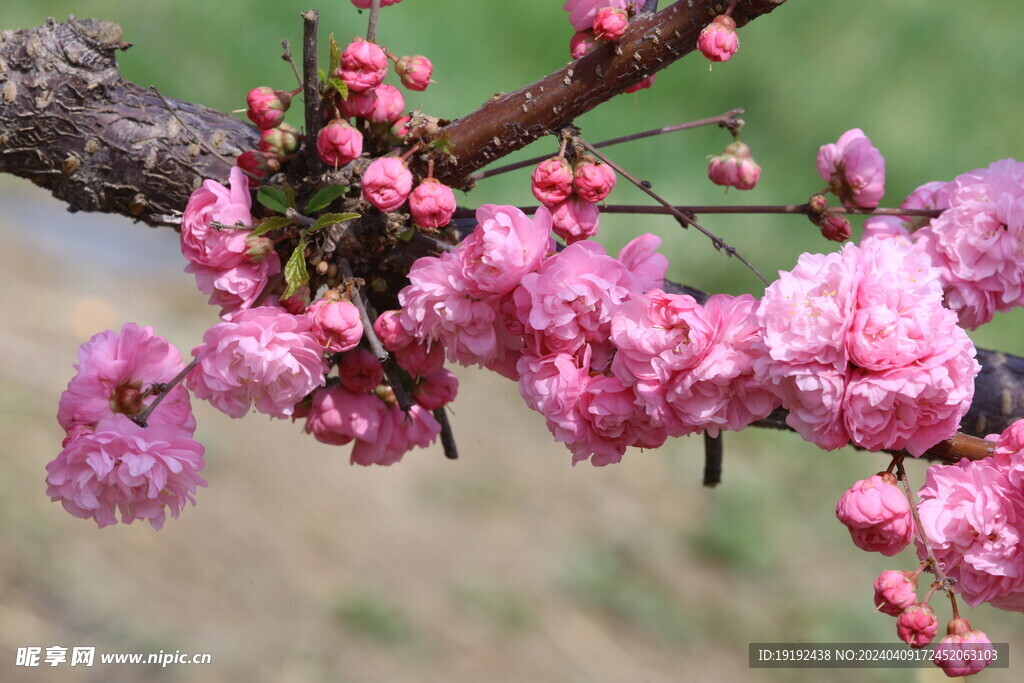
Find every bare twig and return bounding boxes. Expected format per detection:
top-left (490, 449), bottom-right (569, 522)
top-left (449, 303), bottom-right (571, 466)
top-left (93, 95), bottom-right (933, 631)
top-left (130, 360), bottom-right (198, 428)
top-left (281, 39), bottom-right (304, 88)
top-left (434, 408), bottom-right (459, 460)
top-left (367, 0), bottom-right (382, 42)
top-left (895, 456), bottom-right (955, 593)
top-left (452, 204), bottom-right (942, 221)
top-left (301, 10), bottom-right (324, 178)
top-left (702, 433), bottom-right (723, 487)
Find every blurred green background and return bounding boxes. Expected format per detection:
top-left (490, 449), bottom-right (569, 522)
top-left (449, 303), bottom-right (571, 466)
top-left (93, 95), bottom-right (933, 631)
top-left (2, 1), bottom-right (1023, 681)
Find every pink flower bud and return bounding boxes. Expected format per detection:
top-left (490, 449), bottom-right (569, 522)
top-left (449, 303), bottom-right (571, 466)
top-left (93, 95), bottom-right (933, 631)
top-left (246, 87), bottom-right (291, 130)
top-left (697, 15), bottom-right (739, 63)
top-left (374, 310), bottom-right (414, 352)
top-left (410, 178), bottom-right (457, 230)
top-left (342, 85), bottom-right (405, 124)
top-left (897, 603), bottom-right (939, 648)
top-left (361, 157), bottom-right (413, 212)
top-left (259, 123), bottom-right (301, 157)
top-left (818, 213), bottom-right (852, 242)
top-left (394, 340), bottom-right (445, 377)
top-left (245, 234), bottom-right (275, 262)
top-left (933, 619), bottom-right (995, 677)
top-left (835, 473), bottom-right (914, 556)
top-left (306, 299), bottom-right (364, 353)
top-left (551, 195), bottom-right (600, 244)
top-left (279, 287), bottom-right (310, 314)
top-left (412, 369), bottom-right (459, 410)
top-left (531, 157), bottom-right (575, 207)
top-left (624, 74), bottom-right (656, 94)
top-left (873, 570), bottom-right (918, 617)
top-left (572, 158), bottom-right (617, 203)
top-left (570, 30), bottom-right (600, 59)
top-left (317, 120), bottom-right (364, 167)
top-left (338, 37), bottom-right (388, 93)
top-left (593, 7), bottom-right (628, 42)
top-left (236, 150), bottom-right (279, 184)
top-left (391, 114), bottom-right (412, 140)
top-left (338, 348), bottom-right (385, 394)
top-left (350, 0), bottom-right (403, 7)
top-left (707, 141), bottom-right (760, 190)
top-left (396, 55), bottom-right (433, 92)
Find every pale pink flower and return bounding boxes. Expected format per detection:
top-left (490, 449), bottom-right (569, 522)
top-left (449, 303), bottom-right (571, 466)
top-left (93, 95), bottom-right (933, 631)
top-left (572, 159), bottom-right (617, 203)
top-left (317, 120), bottom-right (364, 167)
top-left (189, 257), bottom-right (280, 317)
top-left (395, 55), bottom-right (433, 91)
top-left (817, 128), bottom-right (886, 209)
top-left (305, 385), bottom-right (386, 446)
top-left (458, 204), bottom-right (552, 295)
top-left (697, 15), bottom-right (739, 63)
top-left (306, 298), bottom-right (364, 353)
top-left (617, 233), bottom-right (668, 292)
top-left (246, 87), bottom-right (290, 130)
top-left (362, 156), bottom-right (413, 212)
top-left (900, 180), bottom-right (950, 229)
top-left (188, 307), bottom-right (327, 419)
top-left (373, 310), bottom-right (414, 351)
top-left (933, 619), bottom-right (996, 677)
top-left (531, 157), bottom-right (574, 207)
top-left (593, 7), bottom-right (628, 41)
top-left (755, 361), bottom-right (848, 450)
top-left (563, 0), bottom-right (629, 32)
top-left (550, 195), bottom-right (600, 244)
top-left (873, 570), bottom-right (919, 617)
top-left (412, 369), bottom-right (459, 410)
top-left (897, 603), bottom-right (938, 648)
top-left (572, 372), bottom-right (666, 466)
top-left (409, 179), bottom-right (456, 230)
top-left (58, 323), bottom-right (195, 436)
top-left (337, 349), bottom-right (384, 394)
top-left (350, 404), bottom-right (440, 466)
top-left (570, 30), bottom-right (600, 60)
top-left (338, 37), bottom-right (388, 93)
top-left (708, 141), bottom-right (760, 191)
top-left (835, 473), bottom-right (914, 556)
top-left (517, 348), bottom-right (591, 443)
top-left (861, 215), bottom-right (911, 244)
top-left (45, 414), bottom-right (206, 530)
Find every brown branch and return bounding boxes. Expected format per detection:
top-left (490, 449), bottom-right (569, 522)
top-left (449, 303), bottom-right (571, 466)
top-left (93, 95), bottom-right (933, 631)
top-left (301, 10), bottom-right (324, 179)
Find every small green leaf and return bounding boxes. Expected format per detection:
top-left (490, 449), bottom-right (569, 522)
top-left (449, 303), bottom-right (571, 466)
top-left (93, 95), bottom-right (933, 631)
top-left (305, 185), bottom-right (348, 213)
top-left (430, 134), bottom-right (455, 155)
top-left (282, 183), bottom-right (297, 209)
top-left (328, 77), bottom-right (349, 99)
top-left (256, 186), bottom-right (291, 213)
top-left (283, 237), bottom-right (309, 299)
top-left (328, 33), bottom-right (341, 76)
top-left (308, 212), bottom-right (360, 234)
top-left (251, 215), bottom-right (292, 236)
top-left (317, 67), bottom-right (328, 83)
top-left (397, 227), bottom-right (416, 242)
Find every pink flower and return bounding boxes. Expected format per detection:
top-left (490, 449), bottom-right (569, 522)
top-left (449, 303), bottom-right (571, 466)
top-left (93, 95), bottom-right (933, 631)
top-left (394, 340), bottom-right (445, 377)
top-left (817, 128), bottom-right (886, 209)
top-left (361, 156), bottom-right (413, 212)
top-left (933, 619), bottom-right (996, 677)
top-left (835, 473), bottom-right (914, 556)
top-left (189, 257), bottom-right (280, 318)
top-left (697, 15), bottom-right (739, 63)
top-left (617, 233), bottom-right (669, 292)
top-left (624, 74), bottom-right (655, 94)
top-left (572, 158), bottom-right (617, 203)
top-left (374, 310), bottom-right (414, 351)
top-left (181, 166), bottom-right (253, 270)
top-left (337, 349), bottom-right (384, 394)
top-left (873, 570), bottom-right (919, 617)
top-left (350, 404), bottom-right (440, 466)
top-left (916, 446), bottom-right (1024, 611)
top-left (317, 120), bottom-right (364, 167)
top-left (570, 30), bottom-right (600, 59)
top-left (458, 205), bottom-right (552, 295)
top-left (259, 123), bottom-right (301, 157)
top-left (897, 603), bottom-right (939, 648)
top-left (306, 298), bottom-right (364, 353)
top-left (304, 385), bottom-right (386, 446)
top-left (593, 7), bottom-right (628, 41)
top-left (412, 369), bottom-right (459, 410)
top-left (861, 215), bottom-right (911, 244)
top-left (188, 307), bottom-right (327, 419)
top-left (563, 0), bottom-right (629, 32)
top-left (550, 195), bottom-right (600, 244)
top-left (517, 349), bottom-right (591, 443)
top-left (350, 0), bottom-right (402, 7)
top-left (409, 178), bottom-right (456, 230)
top-left (338, 37), bottom-right (388, 93)
top-left (340, 85), bottom-right (405, 123)
top-left (246, 87), bottom-right (291, 130)
top-left (395, 55), bottom-right (433, 91)
top-left (531, 157), bottom-right (574, 207)
top-left (571, 372), bottom-right (666, 466)
top-left (339, 89), bottom-right (377, 119)
top-left (708, 141), bottom-right (761, 191)
top-left (58, 323), bottom-right (196, 436)
top-left (45, 414), bottom-right (206, 530)
top-left (900, 180), bottom-right (950, 229)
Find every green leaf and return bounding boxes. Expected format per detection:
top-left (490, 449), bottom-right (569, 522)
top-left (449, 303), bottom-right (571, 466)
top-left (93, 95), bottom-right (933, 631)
top-left (256, 186), bottom-right (291, 213)
top-left (318, 67), bottom-right (328, 84)
top-left (308, 212), bottom-right (360, 234)
top-left (283, 237), bottom-right (309, 299)
top-left (430, 133), bottom-right (455, 155)
top-left (305, 186), bottom-right (348, 213)
top-left (250, 216), bottom-right (292, 236)
top-left (282, 183), bottom-right (297, 209)
top-left (397, 227), bottom-right (416, 242)
top-left (328, 33), bottom-right (341, 76)
top-left (327, 77), bottom-right (349, 100)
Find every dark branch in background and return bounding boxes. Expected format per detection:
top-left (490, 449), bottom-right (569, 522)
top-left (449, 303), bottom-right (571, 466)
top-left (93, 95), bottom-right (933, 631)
top-left (428, 0), bottom-right (788, 188)
top-left (702, 433), bottom-right (723, 487)
top-left (301, 10), bottom-right (324, 179)
top-left (639, 1), bottom-right (661, 13)
top-left (434, 408), bottom-right (459, 460)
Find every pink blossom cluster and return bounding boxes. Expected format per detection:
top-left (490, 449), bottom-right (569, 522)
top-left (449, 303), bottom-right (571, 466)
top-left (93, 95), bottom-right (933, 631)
top-left (755, 237), bottom-right (979, 455)
top-left (817, 128), bottom-right (886, 209)
top-left (530, 156), bottom-right (616, 243)
top-left (181, 167), bottom-right (281, 316)
top-left (48, 324), bottom-right (205, 529)
top-left (915, 419), bottom-right (1024, 612)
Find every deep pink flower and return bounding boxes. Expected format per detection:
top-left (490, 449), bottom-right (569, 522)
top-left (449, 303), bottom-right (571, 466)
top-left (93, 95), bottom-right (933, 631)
top-left (572, 372), bottom-right (666, 466)
top-left (572, 159), bottom-right (617, 203)
top-left (246, 86), bottom-right (290, 130)
top-left (58, 323), bottom-right (195, 436)
top-left (317, 120), bottom-right (364, 167)
top-left (373, 310), bottom-right (414, 351)
top-left (181, 166), bottom-right (253, 270)
top-left (338, 37), bottom-right (388, 93)
top-left (458, 205), bottom-right (553, 295)
top-left (569, 30), bottom-right (600, 59)
top-left (362, 156), bottom-right (413, 212)
top-left (396, 54), bottom-right (433, 91)
top-left (697, 15), bottom-right (739, 62)
top-left (337, 349), bottom-right (384, 394)
top-left (550, 195), bottom-right (600, 244)
top-left (45, 414), bottom-right (206, 530)
top-left (394, 340), bottom-right (446, 377)
top-left (339, 89), bottom-right (378, 119)
top-left (835, 473), bottom-right (914, 556)
top-left (412, 369), bottom-right (459, 410)
top-left (188, 307), bottom-right (327, 419)
top-left (933, 619), bottom-right (996, 677)
top-left (306, 298), bottom-right (364, 353)
top-left (593, 7), bottom-right (628, 41)
top-left (817, 128), bottom-right (886, 209)
top-left (350, 404), bottom-right (440, 466)
top-left (235, 150), bottom-right (277, 184)
top-left (409, 179), bottom-right (456, 230)
top-left (305, 385), bottom-right (386, 446)
top-left (897, 603), bottom-right (938, 648)
top-left (708, 141), bottom-right (760, 191)
top-left (563, 0), bottom-right (629, 32)
top-left (873, 570), bottom-right (919, 617)
top-left (531, 157), bottom-right (574, 207)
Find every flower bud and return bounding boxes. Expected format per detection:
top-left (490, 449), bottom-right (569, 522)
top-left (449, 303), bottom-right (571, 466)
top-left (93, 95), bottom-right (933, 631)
top-left (531, 157), bottom-right (574, 207)
top-left (707, 141), bottom-right (760, 190)
top-left (373, 310), bottom-right (414, 352)
top-left (361, 157), bottom-right (413, 212)
top-left (697, 15), bottom-right (739, 63)
top-left (246, 87), bottom-right (291, 130)
top-left (569, 30), bottom-right (600, 59)
top-left (259, 123), bottom-right (301, 157)
top-left (572, 157), bottom-right (617, 203)
top-left (317, 120), bottom-right (364, 167)
top-left (390, 114), bottom-right (412, 141)
top-left (933, 618), bottom-right (995, 677)
top-left (835, 473), bottom-right (914, 556)
top-left (873, 570), bottom-right (918, 617)
top-left (338, 37), bottom-right (388, 93)
top-left (279, 287), bottom-right (310, 314)
top-left (341, 85), bottom-right (405, 124)
top-left (897, 603), bottom-right (939, 648)
top-left (396, 55), bottom-right (433, 92)
top-left (551, 195), bottom-right (600, 244)
top-left (410, 178), bottom-right (457, 230)
top-left (236, 150), bottom-right (279, 184)
top-left (412, 369), bottom-right (459, 410)
top-left (245, 234), bottom-right (275, 262)
top-left (817, 213), bottom-right (852, 242)
top-left (394, 340), bottom-right (445, 377)
top-left (593, 7), bottom-right (628, 42)
top-left (338, 349), bottom-right (385, 394)
top-left (306, 299), bottom-right (364, 353)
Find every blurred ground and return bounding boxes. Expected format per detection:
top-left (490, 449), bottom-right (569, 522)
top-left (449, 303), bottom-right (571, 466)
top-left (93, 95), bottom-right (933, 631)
top-left (2, 1), bottom-right (1024, 681)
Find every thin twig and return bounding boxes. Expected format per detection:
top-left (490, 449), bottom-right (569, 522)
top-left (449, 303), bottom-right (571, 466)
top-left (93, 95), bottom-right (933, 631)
top-left (452, 204), bottom-right (943, 220)
top-left (702, 433), bottom-right (723, 487)
top-left (470, 110), bottom-right (744, 181)
top-left (895, 456), bottom-right (955, 593)
top-left (281, 39), bottom-right (304, 88)
top-left (130, 360), bottom-right (198, 428)
top-left (301, 10), bottom-right (324, 178)
top-left (576, 136), bottom-right (768, 285)
top-left (367, 0), bottom-right (382, 42)
top-left (434, 407), bottom-right (459, 460)
top-left (150, 86), bottom-right (260, 181)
